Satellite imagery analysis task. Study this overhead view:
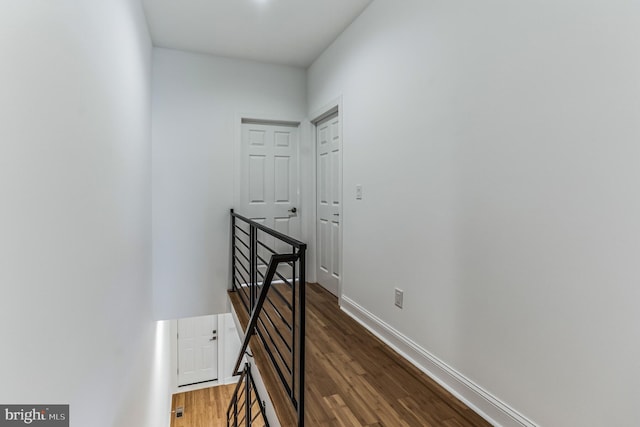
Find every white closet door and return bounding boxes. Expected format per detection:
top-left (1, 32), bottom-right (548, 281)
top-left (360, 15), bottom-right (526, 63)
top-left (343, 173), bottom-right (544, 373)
top-left (316, 113), bottom-right (341, 295)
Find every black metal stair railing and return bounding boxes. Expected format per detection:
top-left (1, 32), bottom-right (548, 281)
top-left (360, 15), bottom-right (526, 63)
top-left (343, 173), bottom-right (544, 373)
top-left (229, 209), bottom-right (306, 427)
top-left (227, 363), bottom-right (270, 427)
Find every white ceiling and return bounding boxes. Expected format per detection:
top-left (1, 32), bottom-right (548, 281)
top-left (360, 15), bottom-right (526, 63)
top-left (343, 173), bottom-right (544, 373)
top-left (141, 0), bottom-right (373, 68)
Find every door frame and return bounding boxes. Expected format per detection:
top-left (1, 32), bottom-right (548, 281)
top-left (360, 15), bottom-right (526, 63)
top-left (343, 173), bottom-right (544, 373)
top-left (170, 315), bottom-right (224, 394)
top-left (309, 97), bottom-right (344, 302)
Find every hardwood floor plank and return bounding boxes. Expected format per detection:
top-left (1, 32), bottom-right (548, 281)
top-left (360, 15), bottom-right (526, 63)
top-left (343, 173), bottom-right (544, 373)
top-left (228, 283), bottom-right (491, 427)
top-left (170, 384), bottom-right (236, 427)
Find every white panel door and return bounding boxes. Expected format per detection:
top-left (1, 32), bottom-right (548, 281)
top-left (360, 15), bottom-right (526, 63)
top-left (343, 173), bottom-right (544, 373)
top-left (177, 315), bottom-right (218, 386)
top-left (240, 122), bottom-right (300, 269)
top-left (316, 113), bottom-right (341, 295)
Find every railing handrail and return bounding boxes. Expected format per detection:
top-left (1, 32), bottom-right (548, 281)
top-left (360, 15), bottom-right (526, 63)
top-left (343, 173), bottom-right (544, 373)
top-left (230, 209), bottom-right (306, 427)
top-left (231, 209), bottom-right (306, 249)
top-left (232, 252), bottom-right (298, 376)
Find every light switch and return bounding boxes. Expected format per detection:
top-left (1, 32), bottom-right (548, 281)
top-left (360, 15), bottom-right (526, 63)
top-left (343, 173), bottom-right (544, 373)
top-left (356, 184), bottom-right (363, 200)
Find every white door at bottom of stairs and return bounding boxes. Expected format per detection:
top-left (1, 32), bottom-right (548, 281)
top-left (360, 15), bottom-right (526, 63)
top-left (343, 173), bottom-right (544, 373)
top-left (316, 112), bottom-right (341, 296)
top-left (177, 315), bottom-right (218, 387)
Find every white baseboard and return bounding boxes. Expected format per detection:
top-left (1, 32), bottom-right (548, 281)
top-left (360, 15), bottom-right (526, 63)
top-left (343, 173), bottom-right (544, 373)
top-left (340, 296), bottom-right (538, 427)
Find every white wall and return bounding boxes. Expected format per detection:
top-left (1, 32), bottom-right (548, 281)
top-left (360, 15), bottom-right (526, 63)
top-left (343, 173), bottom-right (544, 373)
top-left (143, 320), bottom-right (173, 427)
top-left (220, 313), bottom-right (242, 385)
top-left (308, 1), bottom-right (640, 426)
top-left (0, 1), bottom-right (162, 426)
top-left (152, 48), bottom-right (307, 320)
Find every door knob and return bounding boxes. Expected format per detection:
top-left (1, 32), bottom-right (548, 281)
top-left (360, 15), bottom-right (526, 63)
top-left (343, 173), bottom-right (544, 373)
top-left (333, 213), bottom-right (340, 216)
top-left (288, 207), bottom-right (297, 213)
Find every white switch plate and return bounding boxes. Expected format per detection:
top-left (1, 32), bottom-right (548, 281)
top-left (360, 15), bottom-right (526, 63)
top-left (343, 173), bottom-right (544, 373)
top-left (394, 288), bottom-right (403, 308)
top-left (356, 184), bottom-right (363, 200)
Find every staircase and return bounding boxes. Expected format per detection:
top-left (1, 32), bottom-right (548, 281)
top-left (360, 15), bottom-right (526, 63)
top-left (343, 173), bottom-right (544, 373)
top-left (227, 209), bottom-right (306, 427)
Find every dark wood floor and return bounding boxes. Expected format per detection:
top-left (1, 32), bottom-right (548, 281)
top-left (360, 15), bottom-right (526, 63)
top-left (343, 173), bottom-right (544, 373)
top-left (230, 283), bottom-right (491, 427)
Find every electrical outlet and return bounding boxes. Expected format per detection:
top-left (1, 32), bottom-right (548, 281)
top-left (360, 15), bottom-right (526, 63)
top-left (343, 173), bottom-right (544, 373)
top-left (356, 184), bottom-right (363, 200)
top-left (394, 288), bottom-right (404, 308)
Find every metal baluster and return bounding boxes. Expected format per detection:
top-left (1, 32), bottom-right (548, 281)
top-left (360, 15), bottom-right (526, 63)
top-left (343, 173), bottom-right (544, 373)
top-left (249, 226), bottom-right (256, 310)
top-left (245, 364), bottom-right (251, 427)
top-left (231, 209), bottom-right (236, 291)
top-left (298, 245), bottom-right (306, 427)
top-left (291, 244), bottom-right (296, 403)
top-left (233, 394), bottom-right (238, 427)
